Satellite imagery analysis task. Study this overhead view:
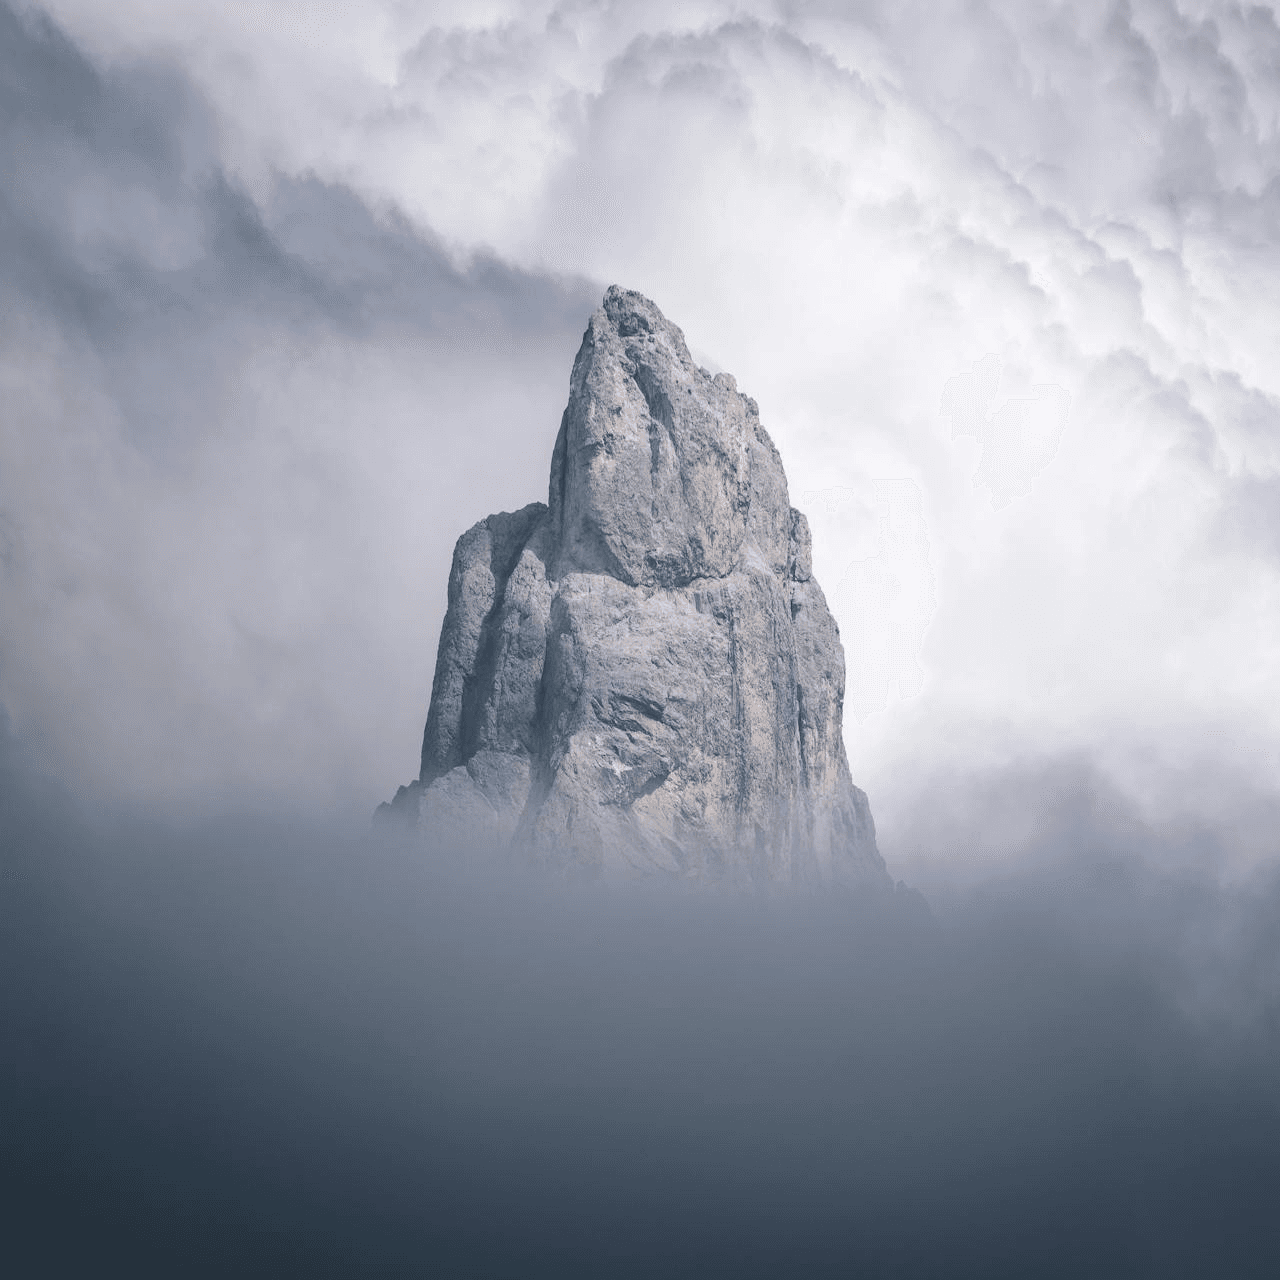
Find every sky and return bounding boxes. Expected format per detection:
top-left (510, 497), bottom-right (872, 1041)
top-left (4, 4), bottom-right (1280, 1272)
top-left (4, 0), bottom-right (1280, 881)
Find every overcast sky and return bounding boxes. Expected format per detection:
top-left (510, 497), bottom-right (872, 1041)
top-left (6, 10), bottom-right (1280, 1266)
top-left (3, 0), bottom-right (1279, 878)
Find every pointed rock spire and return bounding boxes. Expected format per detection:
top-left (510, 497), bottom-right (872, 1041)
top-left (383, 287), bottom-right (887, 887)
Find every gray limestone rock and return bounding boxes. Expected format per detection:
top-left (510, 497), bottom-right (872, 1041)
top-left (383, 286), bottom-right (888, 887)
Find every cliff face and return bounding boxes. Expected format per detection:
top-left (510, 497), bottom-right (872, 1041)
top-left (385, 286), bottom-right (887, 886)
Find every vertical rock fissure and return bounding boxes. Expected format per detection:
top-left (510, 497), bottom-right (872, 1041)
top-left (647, 416), bottom-right (662, 518)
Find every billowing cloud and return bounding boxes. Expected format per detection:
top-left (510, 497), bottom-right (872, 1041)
top-left (0, 3), bottom-right (597, 815)
top-left (3, 0), bottom-right (1280, 873)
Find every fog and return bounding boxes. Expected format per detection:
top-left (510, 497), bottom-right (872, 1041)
top-left (4, 732), bottom-right (1279, 1276)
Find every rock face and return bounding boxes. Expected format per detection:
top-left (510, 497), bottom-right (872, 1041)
top-left (384, 287), bottom-right (888, 886)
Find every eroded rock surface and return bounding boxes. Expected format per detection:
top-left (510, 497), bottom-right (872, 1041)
top-left (383, 287), bottom-right (887, 886)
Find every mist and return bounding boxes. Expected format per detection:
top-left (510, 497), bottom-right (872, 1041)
top-left (5, 732), bottom-right (1279, 1277)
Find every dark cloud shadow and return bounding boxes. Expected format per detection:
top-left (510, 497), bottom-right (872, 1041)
top-left (0, 1), bottom-right (596, 449)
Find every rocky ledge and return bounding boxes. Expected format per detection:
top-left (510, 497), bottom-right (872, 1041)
top-left (382, 286), bottom-right (888, 887)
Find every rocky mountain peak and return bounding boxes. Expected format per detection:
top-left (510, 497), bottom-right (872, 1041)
top-left (383, 287), bottom-right (888, 887)
top-left (549, 284), bottom-right (790, 590)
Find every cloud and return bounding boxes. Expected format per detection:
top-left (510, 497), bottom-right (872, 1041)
top-left (3, 743), bottom-right (1279, 1275)
top-left (941, 353), bottom-right (1072, 508)
top-left (3, 0), bottom-right (1279, 868)
top-left (802, 480), bottom-right (938, 720)
top-left (0, 2), bottom-right (599, 816)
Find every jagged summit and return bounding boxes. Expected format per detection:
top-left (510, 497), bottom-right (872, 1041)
top-left (383, 285), bottom-right (887, 886)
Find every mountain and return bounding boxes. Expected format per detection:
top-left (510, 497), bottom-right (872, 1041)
top-left (383, 286), bottom-right (888, 886)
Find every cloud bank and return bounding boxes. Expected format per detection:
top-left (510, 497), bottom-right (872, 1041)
top-left (3, 740), bottom-right (1279, 1275)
